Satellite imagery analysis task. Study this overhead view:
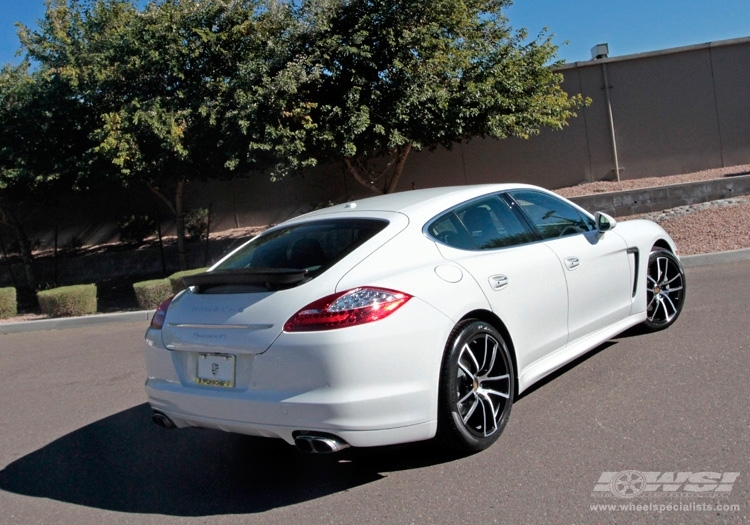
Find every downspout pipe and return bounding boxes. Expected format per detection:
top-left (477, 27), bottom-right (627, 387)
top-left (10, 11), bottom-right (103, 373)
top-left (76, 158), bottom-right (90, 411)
top-left (601, 62), bottom-right (621, 182)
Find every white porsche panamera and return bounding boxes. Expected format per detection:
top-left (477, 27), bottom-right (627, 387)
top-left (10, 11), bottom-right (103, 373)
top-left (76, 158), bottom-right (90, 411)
top-left (144, 184), bottom-right (686, 454)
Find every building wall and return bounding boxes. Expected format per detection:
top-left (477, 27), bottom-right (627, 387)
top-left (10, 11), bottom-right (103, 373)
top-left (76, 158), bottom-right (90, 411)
top-left (395, 37), bottom-right (750, 191)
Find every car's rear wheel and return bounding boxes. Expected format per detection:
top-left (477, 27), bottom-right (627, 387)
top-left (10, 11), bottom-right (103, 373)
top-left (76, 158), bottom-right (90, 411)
top-left (437, 320), bottom-right (514, 453)
top-left (643, 249), bottom-right (686, 331)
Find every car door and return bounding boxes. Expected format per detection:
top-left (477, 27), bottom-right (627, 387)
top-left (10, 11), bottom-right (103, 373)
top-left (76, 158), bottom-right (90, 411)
top-left (507, 189), bottom-right (634, 344)
top-left (428, 195), bottom-right (569, 376)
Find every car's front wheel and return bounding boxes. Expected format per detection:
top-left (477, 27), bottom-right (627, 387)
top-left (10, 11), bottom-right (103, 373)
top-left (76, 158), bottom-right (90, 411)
top-left (643, 249), bottom-right (686, 331)
top-left (437, 320), bottom-right (514, 453)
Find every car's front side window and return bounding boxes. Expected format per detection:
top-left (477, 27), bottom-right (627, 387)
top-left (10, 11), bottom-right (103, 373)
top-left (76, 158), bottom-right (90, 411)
top-left (508, 190), bottom-right (596, 240)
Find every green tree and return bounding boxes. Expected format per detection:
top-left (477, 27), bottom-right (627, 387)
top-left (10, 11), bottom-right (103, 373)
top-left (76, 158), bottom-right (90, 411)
top-left (19, 0), bottom-right (312, 269)
top-left (289, 0), bottom-right (586, 194)
top-left (0, 57), bottom-right (91, 292)
top-left (0, 63), bottom-right (39, 291)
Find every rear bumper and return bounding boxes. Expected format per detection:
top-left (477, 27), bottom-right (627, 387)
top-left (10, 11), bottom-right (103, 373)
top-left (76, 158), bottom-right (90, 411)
top-left (144, 302), bottom-right (450, 448)
top-left (144, 389), bottom-right (437, 447)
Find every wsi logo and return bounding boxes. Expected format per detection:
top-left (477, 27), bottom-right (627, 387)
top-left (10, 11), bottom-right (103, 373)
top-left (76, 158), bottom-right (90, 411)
top-left (593, 471), bottom-right (740, 498)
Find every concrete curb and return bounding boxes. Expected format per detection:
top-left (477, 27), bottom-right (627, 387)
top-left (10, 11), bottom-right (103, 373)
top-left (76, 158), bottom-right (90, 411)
top-left (680, 247), bottom-right (750, 268)
top-left (3, 248), bottom-right (750, 334)
top-left (1, 309), bottom-right (154, 335)
top-left (568, 174), bottom-right (750, 217)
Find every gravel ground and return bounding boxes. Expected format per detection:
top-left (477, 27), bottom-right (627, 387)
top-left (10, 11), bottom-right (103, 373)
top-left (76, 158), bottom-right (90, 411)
top-left (554, 164), bottom-right (750, 255)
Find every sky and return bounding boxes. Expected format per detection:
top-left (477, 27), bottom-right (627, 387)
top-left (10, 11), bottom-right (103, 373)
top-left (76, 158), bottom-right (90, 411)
top-left (1, 0), bottom-right (749, 66)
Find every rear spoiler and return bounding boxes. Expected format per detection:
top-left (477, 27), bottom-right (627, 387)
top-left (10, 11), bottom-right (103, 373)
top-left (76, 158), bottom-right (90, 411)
top-left (182, 269), bottom-right (309, 292)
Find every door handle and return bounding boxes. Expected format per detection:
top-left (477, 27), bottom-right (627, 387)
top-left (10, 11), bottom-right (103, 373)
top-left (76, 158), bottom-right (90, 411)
top-left (489, 274), bottom-right (509, 290)
top-left (565, 257), bottom-right (580, 270)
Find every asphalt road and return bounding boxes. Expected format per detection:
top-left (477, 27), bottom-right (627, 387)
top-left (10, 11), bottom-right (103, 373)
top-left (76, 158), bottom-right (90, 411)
top-left (1, 261), bottom-right (748, 524)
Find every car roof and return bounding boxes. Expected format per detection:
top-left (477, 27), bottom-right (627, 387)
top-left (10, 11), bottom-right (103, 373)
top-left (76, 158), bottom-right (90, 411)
top-left (292, 183), bottom-right (546, 225)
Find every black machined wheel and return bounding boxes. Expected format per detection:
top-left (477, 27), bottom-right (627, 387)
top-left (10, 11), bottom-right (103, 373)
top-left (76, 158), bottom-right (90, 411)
top-left (437, 320), bottom-right (514, 453)
top-left (643, 249), bottom-right (686, 331)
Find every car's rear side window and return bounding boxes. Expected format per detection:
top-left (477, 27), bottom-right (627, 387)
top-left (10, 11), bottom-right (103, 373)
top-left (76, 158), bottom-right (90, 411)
top-left (216, 219), bottom-right (388, 274)
top-left (427, 195), bottom-right (534, 250)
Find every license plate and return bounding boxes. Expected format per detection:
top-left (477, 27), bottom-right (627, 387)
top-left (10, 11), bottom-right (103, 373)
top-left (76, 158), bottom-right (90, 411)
top-left (196, 353), bottom-right (235, 388)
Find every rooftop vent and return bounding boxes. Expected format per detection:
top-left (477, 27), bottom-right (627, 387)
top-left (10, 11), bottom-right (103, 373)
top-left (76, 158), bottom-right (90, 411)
top-left (591, 43), bottom-right (609, 60)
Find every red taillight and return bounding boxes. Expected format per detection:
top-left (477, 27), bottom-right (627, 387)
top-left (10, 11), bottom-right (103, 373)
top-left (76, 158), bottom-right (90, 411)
top-left (284, 287), bottom-right (412, 332)
top-left (150, 296), bottom-right (174, 329)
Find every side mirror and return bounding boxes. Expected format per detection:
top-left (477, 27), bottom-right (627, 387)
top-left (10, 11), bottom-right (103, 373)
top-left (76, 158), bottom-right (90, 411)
top-left (595, 212), bottom-right (617, 232)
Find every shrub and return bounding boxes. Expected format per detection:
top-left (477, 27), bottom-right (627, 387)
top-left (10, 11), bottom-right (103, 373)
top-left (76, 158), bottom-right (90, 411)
top-left (37, 284), bottom-right (97, 317)
top-left (168, 268), bottom-right (208, 294)
top-left (185, 208), bottom-right (211, 241)
top-left (132, 279), bottom-right (173, 310)
top-left (118, 214), bottom-right (157, 244)
top-left (0, 287), bottom-right (17, 319)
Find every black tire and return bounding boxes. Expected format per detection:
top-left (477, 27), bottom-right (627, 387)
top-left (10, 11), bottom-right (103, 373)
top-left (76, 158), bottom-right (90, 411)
top-left (437, 319), bottom-right (514, 453)
top-left (643, 249), bottom-right (686, 332)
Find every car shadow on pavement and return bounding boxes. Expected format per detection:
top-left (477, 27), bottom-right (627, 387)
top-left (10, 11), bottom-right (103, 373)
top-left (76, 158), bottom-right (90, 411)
top-left (0, 403), bottom-right (458, 516)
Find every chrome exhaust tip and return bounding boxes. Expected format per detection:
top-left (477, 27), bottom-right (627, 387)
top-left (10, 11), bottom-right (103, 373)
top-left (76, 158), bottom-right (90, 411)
top-left (294, 432), bottom-right (350, 454)
top-left (151, 410), bottom-right (176, 429)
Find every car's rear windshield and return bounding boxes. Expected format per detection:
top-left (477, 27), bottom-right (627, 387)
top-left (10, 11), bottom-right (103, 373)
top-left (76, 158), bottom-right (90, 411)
top-left (214, 218), bottom-right (388, 276)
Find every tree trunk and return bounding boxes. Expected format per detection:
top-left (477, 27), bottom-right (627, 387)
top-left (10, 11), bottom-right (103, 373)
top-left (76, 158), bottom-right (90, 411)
top-left (345, 142), bottom-right (414, 195)
top-left (0, 199), bottom-right (37, 292)
top-left (344, 157), bottom-right (382, 195)
top-left (174, 179), bottom-right (187, 270)
top-left (386, 143), bottom-right (413, 194)
top-left (147, 178), bottom-right (188, 271)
